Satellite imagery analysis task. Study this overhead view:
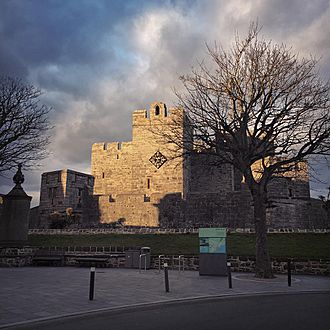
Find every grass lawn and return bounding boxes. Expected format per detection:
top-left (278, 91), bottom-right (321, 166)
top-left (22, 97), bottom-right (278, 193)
top-left (27, 233), bottom-right (330, 259)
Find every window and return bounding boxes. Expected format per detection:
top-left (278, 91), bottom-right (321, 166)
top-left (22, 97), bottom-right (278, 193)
top-left (147, 178), bottom-right (150, 189)
top-left (48, 187), bottom-right (57, 205)
top-left (117, 142), bottom-right (122, 150)
top-left (155, 105), bottom-right (160, 115)
top-left (48, 187), bottom-right (57, 199)
top-left (109, 194), bottom-right (116, 202)
top-left (102, 172), bottom-right (105, 179)
top-left (144, 194), bottom-right (150, 202)
top-left (232, 167), bottom-right (242, 191)
top-left (288, 188), bottom-right (293, 198)
top-left (88, 177), bottom-right (93, 186)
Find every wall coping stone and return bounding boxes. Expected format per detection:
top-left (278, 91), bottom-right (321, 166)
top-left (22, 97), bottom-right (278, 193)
top-left (28, 228), bottom-right (330, 235)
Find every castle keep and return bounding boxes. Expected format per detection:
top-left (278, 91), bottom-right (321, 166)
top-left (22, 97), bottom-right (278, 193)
top-left (91, 102), bottom-right (188, 227)
top-left (36, 102), bottom-right (322, 229)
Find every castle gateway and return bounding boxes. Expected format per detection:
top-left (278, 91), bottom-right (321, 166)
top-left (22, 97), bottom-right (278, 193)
top-left (90, 102), bottom-right (312, 229)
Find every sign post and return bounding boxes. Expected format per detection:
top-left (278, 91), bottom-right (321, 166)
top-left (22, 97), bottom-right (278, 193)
top-left (199, 228), bottom-right (227, 276)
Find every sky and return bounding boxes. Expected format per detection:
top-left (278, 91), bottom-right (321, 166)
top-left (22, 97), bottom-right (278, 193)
top-left (0, 0), bottom-right (329, 206)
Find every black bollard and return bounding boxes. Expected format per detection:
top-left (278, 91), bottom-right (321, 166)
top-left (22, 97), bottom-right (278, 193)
top-left (227, 262), bottom-right (232, 289)
top-left (287, 259), bottom-right (292, 287)
top-left (89, 267), bottom-right (95, 300)
top-left (164, 262), bottom-right (170, 292)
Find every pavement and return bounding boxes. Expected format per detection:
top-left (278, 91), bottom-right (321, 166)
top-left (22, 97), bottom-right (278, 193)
top-left (0, 267), bottom-right (329, 329)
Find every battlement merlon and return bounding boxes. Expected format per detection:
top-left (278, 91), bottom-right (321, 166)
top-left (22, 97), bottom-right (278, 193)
top-left (132, 102), bottom-right (185, 126)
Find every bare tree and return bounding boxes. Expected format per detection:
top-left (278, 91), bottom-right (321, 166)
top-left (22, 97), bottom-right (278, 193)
top-left (163, 24), bottom-right (330, 278)
top-left (0, 76), bottom-right (52, 173)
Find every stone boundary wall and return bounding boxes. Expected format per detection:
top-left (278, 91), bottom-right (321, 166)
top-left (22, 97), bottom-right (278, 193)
top-left (1, 246), bottom-right (329, 276)
top-left (150, 255), bottom-right (330, 276)
top-left (28, 228), bottom-right (330, 235)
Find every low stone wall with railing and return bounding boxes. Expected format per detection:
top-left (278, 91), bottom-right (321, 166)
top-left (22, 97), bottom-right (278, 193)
top-left (1, 246), bottom-right (329, 275)
top-left (28, 228), bottom-right (330, 235)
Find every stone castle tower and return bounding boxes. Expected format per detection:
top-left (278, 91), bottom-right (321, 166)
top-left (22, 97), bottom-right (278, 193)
top-left (37, 169), bottom-right (94, 228)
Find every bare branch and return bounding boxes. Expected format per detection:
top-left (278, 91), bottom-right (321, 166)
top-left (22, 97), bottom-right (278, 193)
top-left (0, 76), bottom-right (53, 172)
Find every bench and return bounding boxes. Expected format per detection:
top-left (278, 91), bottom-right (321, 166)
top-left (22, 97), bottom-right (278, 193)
top-left (32, 250), bottom-right (65, 266)
top-left (74, 253), bottom-right (125, 268)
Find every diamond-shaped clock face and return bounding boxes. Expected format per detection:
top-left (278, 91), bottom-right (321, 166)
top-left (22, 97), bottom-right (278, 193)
top-left (149, 151), bottom-right (167, 169)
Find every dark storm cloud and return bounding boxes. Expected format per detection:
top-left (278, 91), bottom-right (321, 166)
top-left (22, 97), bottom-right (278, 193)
top-left (0, 0), bottom-right (138, 95)
top-left (0, 0), bottom-right (329, 203)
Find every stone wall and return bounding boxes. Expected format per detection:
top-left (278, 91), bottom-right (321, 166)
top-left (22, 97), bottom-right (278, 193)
top-left (189, 154), bottom-right (233, 194)
top-left (0, 247), bottom-right (37, 267)
top-left (227, 256), bottom-right (330, 276)
top-left (309, 198), bottom-right (330, 229)
top-left (29, 206), bottom-right (39, 229)
top-left (1, 246), bottom-right (328, 275)
top-left (97, 193), bottom-right (161, 227)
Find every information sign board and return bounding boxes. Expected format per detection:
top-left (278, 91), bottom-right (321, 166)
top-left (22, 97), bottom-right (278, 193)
top-left (199, 227), bottom-right (227, 276)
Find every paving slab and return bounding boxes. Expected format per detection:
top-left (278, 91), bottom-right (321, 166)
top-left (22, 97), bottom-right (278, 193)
top-left (0, 267), bottom-right (329, 328)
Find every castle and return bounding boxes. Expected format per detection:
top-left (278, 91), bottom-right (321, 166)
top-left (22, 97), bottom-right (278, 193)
top-left (34, 102), bottom-right (327, 229)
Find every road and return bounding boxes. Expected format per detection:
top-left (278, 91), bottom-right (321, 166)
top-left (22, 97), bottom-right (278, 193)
top-left (7, 292), bottom-right (330, 330)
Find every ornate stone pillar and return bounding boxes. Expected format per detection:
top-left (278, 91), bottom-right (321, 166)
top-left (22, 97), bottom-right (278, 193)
top-left (0, 165), bottom-right (32, 246)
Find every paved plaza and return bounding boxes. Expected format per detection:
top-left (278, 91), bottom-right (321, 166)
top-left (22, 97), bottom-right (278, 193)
top-left (0, 267), bottom-right (329, 328)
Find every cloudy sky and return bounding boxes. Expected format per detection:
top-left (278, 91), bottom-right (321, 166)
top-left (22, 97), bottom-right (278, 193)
top-left (0, 0), bottom-right (329, 206)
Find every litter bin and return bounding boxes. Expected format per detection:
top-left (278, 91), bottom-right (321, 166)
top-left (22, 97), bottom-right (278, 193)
top-left (140, 247), bottom-right (151, 270)
top-left (125, 249), bottom-right (140, 268)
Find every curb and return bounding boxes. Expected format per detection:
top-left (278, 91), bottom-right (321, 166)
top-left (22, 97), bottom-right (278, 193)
top-left (1, 290), bottom-right (330, 329)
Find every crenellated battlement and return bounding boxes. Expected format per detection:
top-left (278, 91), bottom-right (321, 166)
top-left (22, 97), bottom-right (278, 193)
top-left (92, 141), bottom-right (131, 153)
top-left (132, 102), bottom-right (184, 142)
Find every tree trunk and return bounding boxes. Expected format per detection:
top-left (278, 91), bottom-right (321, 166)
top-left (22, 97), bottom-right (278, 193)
top-left (251, 185), bottom-right (274, 278)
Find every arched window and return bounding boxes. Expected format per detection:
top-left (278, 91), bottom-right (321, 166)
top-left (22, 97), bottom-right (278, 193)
top-left (155, 105), bottom-right (160, 115)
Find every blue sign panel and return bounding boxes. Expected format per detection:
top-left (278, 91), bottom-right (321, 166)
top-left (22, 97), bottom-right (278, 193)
top-left (199, 228), bottom-right (226, 254)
